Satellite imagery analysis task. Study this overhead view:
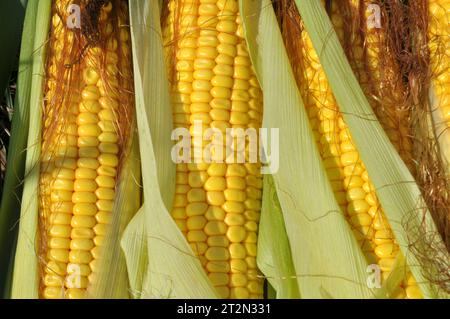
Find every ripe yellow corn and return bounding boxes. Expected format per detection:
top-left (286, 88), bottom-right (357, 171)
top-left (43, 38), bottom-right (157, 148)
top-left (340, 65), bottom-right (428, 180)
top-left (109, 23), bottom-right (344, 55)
top-left (39, 0), bottom-right (134, 299)
top-left (277, 0), bottom-right (422, 299)
top-left (163, 0), bottom-right (264, 299)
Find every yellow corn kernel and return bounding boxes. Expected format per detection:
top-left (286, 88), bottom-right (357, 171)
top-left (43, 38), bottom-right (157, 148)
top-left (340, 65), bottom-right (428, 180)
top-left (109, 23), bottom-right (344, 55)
top-left (71, 228), bottom-right (95, 239)
top-left (204, 176), bottom-right (227, 191)
top-left (74, 179), bottom-right (97, 192)
top-left (205, 206), bottom-right (226, 221)
top-left (205, 247), bottom-right (230, 261)
top-left (188, 171), bottom-right (208, 187)
top-left (72, 192), bottom-right (97, 204)
top-left (187, 216), bottom-right (207, 230)
top-left (229, 243), bottom-right (246, 259)
top-left (93, 223), bottom-right (109, 236)
top-left (48, 238), bottom-right (71, 249)
top-left (73, 203), bottom-right (97, 216)
top-left (98, 154), bottom-right (119, 167)
top-left (49, 225), bottom-right (71, 238)
top-left (375, 243), bottom-right (397, 259)
top-left (405, 285), bottom-right (423, 299)
top-left (187, 188), bottom-right (206, 202)
top-left (224, 213), bottom-right (245, 226)
top-left (69, 250), bottom-right (92, 264)
top-left (187, 230), bottom-right (207, 242)
top-left (206, 261), bottom-right (230, 273)
top-left (43, 286), bottom-right (64, 299)
top-left (47, 249), bottom-right (69, 263)
top-left (204, 221), bottom-right (227, 236)
top-left (222, 201), bottom-right (245, 214)
top-left (95, 188), bottom-right (115, 200)
top-left (71, 216), bottom-right (96, 228)
top-left (70, 239), bottom-right (94, 251)
top-left (186, 202), bottom-right (208, 216)
top-left (226, 226), bottom-right (246, 243)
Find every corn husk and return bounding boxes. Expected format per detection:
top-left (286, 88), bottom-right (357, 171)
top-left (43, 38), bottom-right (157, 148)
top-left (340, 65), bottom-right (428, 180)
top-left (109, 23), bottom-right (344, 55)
top-left (10, 0), bottom-right (52, 298)
top-left (430, 86), bottom-right (450, 180)
top-left (258, 175), bottom-right (300, 298)
top-left (240, 0), bottom-right (373, 299)
top-left (120, 0), bottom-right (217, 298)
top-left (0, 0), bottom-right (38, 298)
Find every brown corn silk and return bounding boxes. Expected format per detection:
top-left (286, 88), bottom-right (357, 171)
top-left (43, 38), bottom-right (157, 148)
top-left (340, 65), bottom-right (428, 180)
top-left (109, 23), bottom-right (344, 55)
top-left (427, 0), bottom-right (450, 249)
top-left (334, 0), bottom-right (415, 174)
top-left (161, 0), bottom-right (264, 299)
top-left (393, 0), bottom-right (449, 292)
top-left (274, 0), bottom-right (422, 298)
top-left (39, 0), bottom-right (134, 299)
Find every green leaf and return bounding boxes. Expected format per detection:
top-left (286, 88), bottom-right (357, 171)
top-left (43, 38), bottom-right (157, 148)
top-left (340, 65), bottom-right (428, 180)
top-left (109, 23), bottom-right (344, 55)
top-left (430, 86), bottom-right (450, 179)
top-left (294, 0), bottom-right (449, 298)
top-left (10, 0), bottom-right (52, 299)
top-left (240, 0), bottom-right (373, 298)
top-left (126, 0), bottom-right (217, 298)
top-left (258, 175), bottom-right (300, 298)
top-left (121, 205), bottom-right (148, 298)
top-left (0, 0), bottom-right (37, 297)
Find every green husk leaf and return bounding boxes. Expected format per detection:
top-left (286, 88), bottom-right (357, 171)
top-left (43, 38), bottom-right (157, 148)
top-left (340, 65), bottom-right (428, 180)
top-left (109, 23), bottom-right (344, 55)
top-left (121, 205), bottom-right (148, 298)
top-left (294, 0), bottom-right (449, 298)
top-left (258, 174), bottom-right (300, 298)
top-left (127, 0), bottom-right (217, 298)
top-left (430, 86), bottom-right (450, 179)
top-left (10, 0), bottom-right (52, 299)
top-left (88, 132), bottom-right (142, 298)
top-left (240, 0), bottom-right (373, 298)
top-left (0, 0), bottom-right (38, 298)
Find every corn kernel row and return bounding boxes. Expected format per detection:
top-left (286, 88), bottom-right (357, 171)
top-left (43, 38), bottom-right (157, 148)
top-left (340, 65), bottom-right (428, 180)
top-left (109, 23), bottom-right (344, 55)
top-left (39, 0), bottom-right (133, 299)
top-left (163, 0), bottom-right (264, 299)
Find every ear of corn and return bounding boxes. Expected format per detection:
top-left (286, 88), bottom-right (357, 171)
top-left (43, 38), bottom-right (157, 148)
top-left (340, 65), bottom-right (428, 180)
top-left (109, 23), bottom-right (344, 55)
top-left (4, 0), bottom-right (449, 300)
top-left (241, 0), bottom-right (374, 298)
top-left (12, 0), bottom-right (139, 299)
top-left (282, 0), bottom-right (423, 298)
top-left (162, 0), bottom-right (265, 299)
top-left (290, 0), bottom-right (449, 298)
top-left (280, 0), bottom-right (420, 298)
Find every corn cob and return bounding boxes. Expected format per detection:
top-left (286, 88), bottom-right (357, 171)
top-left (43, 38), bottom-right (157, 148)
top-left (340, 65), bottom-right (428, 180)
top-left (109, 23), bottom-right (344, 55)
top-left (277, 0), bottom-right (422, 299)
top-left (39, 0), bottom-right (134, 299)
top-left (162, 0), bottom-right (264, 299)
top-left (330, 0), bottom-right (422, 298)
